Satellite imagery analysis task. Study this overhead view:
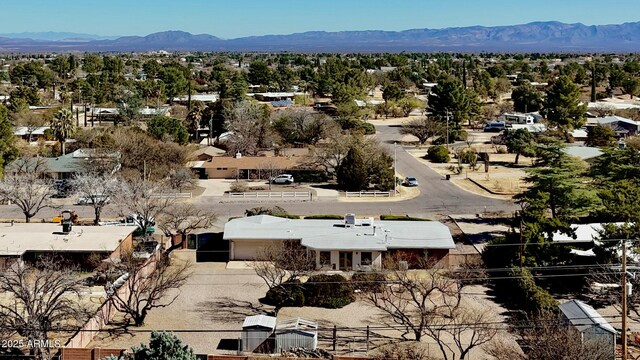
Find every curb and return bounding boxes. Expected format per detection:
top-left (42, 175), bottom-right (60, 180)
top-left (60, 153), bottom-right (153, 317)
top-left (465, 178), bottom-right (519, 196)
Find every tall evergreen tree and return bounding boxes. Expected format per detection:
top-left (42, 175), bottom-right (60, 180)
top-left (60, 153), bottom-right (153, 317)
top-left (0, 104), bottom-right (18, 176)
top-left (543, 75), bottom-right (587, 137)
top-left (337, 147), bottom-right (368, 191)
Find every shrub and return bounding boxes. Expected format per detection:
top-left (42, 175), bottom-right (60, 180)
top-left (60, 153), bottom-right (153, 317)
top-left (458, 148), bottom-right (478, 164)
top-left (493, 267), bottom-right (558, 314)
top-left (379, 214), bottom-right (431, 221)
top-left (351, 272), bottom-right (386, 293)
top-left (304, 214), bottom-right (344, 220)
top-left (229, 181), bottom-right (248, 192)
top-left (262, 280), bottom-right (305, 307)
top-left (358, 122), bottom-right (376, 135)
top-left (303, 274), bottom-right (355, 308)
top-left (426, 145), bottom-right (450, 163)
top-left (271, 214), bottom-right (301, 219)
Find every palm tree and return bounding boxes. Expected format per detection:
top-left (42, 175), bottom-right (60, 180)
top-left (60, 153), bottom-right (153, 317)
top-left (51, 108), bottom-right (75, 155)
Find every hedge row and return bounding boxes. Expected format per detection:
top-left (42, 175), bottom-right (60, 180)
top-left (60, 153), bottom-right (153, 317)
top-left (493, 267), bottom-right (558, 314)
top-left (263, 273), bottom-right (387, 309)
top-left (379, 215), bottom-right (431, 221)
top-left (303, 214), bottom-right (345, 220)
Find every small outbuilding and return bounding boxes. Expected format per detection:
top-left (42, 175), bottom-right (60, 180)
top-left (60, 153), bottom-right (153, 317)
top-left (559, 299), bottom-right (616, 359)
top-left (275, 318), bottom-right (318, 352)
top-left (242, 315), bottom-right (276, 353)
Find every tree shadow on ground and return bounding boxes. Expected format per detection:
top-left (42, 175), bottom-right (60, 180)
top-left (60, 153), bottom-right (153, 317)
top-left (194, 297), bottom-right (271, 324)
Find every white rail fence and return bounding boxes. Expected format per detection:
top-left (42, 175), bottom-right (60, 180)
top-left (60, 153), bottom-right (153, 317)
top-left (151, 192), bottom-right (193, 198)
top-left (228, 191), bottom-right (311, 199)
top-left (345, 191), bottom-right (391, 198)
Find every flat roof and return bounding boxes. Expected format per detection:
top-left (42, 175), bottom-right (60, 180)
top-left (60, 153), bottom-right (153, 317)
top-left (223, 215), bottom-right (455, 251)
top-left (0, 223), bottom-right (137, 257)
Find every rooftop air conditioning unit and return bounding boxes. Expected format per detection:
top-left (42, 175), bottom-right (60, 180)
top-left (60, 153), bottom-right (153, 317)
top-left (344, 213), bottom-right (356, 228)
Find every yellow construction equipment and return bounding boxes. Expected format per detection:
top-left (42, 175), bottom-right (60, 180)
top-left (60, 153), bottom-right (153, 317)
top-left (52, 210), bottom-right (79, 224)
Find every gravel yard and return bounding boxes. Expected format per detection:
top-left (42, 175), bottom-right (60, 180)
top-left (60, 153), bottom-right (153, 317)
top-left (89, 251), bottom-right (519, 358)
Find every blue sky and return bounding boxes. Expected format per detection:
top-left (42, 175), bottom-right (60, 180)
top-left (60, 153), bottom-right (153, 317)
top-left (1, 0), bottom-right (639, 38)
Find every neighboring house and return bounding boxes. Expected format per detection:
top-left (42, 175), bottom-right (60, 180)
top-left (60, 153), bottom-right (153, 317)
top-left (189, 146), bottom-right (227, 162)
top-left (190, 155), bottom-right (312, 180)
top-left (5, 148), bottom-right (121, 179)
top-left (223, 215), bottom-right (456, 270)
top-left (13, 126), bottom-right (50, 142)
top-left (249, 92), bottom-right (305, 102)
top-left (586, 116), bottom-right (640, 137)
top-left (563, 146), bottom-right (604, 162)
top-left (172, 94), bottom-right (219, 104)
top-left (571, 128), bottom-right (589, 141)
top-left (0, 223), bottom-right (136, 269)
top-left (558, 300), bottom-right (616, 359)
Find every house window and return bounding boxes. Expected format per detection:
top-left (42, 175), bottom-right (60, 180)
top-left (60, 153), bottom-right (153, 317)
top-left (319, 251), bottom-right (331, 266)
top-left (361, 252), bottom-right (372, 265)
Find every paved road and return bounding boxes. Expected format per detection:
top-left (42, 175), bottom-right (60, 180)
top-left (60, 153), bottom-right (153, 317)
top-left (0, 125), bottom-right (517, 222)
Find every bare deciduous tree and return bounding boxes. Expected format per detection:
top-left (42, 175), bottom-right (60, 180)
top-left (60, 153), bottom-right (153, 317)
top-left (426, 300), bottom-right (502, 360)
top-left (486, 311), bottom-right (613, 360)
top-left (251, 241), bottom-right (315, 315)
top-left (0, 162), bottom-right (54, 222)
top-left (361, 258), bottom-right (463, 342)
top-left (362, 259), bottom-right (501, 359)
top-left (372, 343), bottom-right (436, 360)
top-left (72, 173), bottom-right (119, 224)
top-left (107, 253), bottom-right (192, 327)
top-left (13, 110), bottom-right (46, 143)
top-left (0, 260), bottom-right (89, 359)
top-left (399, 117), bottom-right (445, 145)
top-left (166, 167), bottom-right (196, 192)
top-left (113, 180), bottom-right (177, 235)
top-left (271, 108), bottom-right (339, 146)
top-left (224, 101), bottom-right (272, 156)
top-left (157, 203), bottom-right (217, 254)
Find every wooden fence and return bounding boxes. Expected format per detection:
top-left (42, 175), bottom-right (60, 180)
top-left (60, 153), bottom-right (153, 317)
top-left (64, 249), bottom-right (163, 348)
top-left (227, 191), bottom-right (311, 200)
top-left (345, 191), bottom-right (391, 198)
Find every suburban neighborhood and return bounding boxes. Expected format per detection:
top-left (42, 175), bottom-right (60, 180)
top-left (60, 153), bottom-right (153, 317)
top-left (1, 2), bottom-right (640, 360)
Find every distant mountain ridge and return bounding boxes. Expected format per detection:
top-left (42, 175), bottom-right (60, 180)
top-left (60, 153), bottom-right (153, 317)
top-left (1, 22), bottom-right (640, 52)
top-left (0, 31), bottom-right (118, 41)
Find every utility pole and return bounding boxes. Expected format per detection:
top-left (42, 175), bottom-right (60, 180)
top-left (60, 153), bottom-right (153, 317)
top-left (622, 240), bottom-right (628, 360)
top-left (446, 110), bottom-right (450, 150)
top-left (518, 211), bottom-right (524, 269)
top-left (393, 142), bottom-right (397, 197)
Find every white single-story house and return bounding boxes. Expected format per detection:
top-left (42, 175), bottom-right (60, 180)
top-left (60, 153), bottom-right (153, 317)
top-left (563, 146), bottom-right (603, 162)
top-left (559, 299), bottom-right (616, 359)
top-left (0, 223), bottom-right (136, 269)
top-left (223, 215), bottom-right (456, 270)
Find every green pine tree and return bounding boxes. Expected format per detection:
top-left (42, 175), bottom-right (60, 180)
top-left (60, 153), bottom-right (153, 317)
top-left (337, 147), bottom-right (368, 191)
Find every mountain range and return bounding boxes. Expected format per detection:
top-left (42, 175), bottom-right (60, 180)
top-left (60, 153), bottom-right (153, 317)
top-left (1, 22), bottom-right (640, 52)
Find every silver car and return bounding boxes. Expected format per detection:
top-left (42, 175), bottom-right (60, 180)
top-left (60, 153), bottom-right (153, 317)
top-left (270, 174), bottom-right (294, 184)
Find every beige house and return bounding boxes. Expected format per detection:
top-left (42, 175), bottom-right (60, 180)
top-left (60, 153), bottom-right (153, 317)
top-left (190, 155), bottom-right (312, 180)
top-left (0, 223), bottom-right (136, 269)
top-left (223, 215), bottom-right (456, 270)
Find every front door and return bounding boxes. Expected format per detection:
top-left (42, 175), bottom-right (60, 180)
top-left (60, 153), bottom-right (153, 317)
top-left (339, 252), bottom-right (352, 271)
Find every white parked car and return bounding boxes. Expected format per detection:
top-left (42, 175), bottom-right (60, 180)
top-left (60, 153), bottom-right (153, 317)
top-left (77, 195), bottom-right (110, 205)
top-left (270, 174), bottom-right (294, 184)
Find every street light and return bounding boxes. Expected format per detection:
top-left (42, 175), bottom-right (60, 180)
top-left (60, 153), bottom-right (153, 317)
top-left (394, 142), bottom-right (397, 197)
